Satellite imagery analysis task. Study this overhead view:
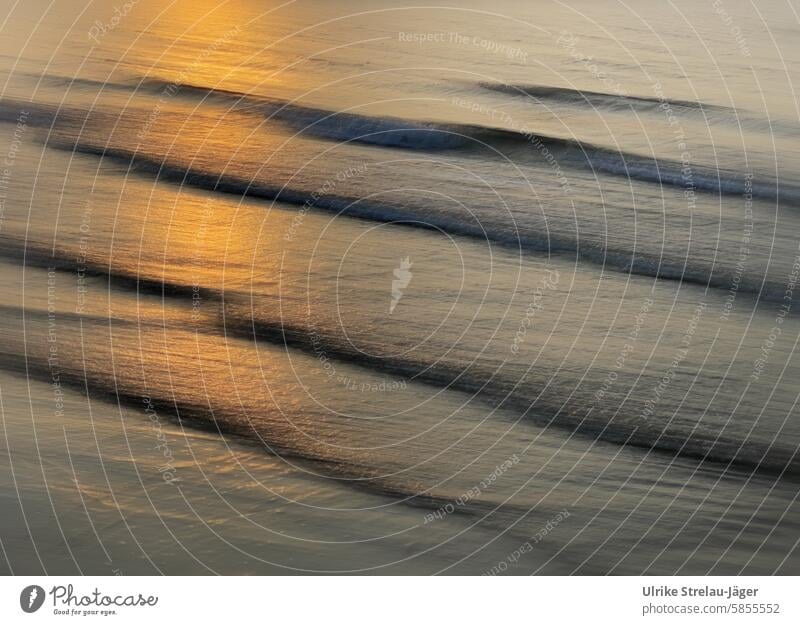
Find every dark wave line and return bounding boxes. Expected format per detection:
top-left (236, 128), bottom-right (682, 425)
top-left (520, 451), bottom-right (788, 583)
top-left (0, 236), bottom-right (221, 300)
top-left (1, 240), bottom-right (795, 479)
top-left (1, 97), bottom-right (794, 300)
top-left (0, 305), bottom-right (550, 523)
top-left (42, 140), bottom-right (793, 303)
top-left (480, 82), bottom-right (800, 137)
top-left (3, 92), bottom-right (797, 206)
top-left (128, 79), bottom-right (800, 204)
top-left (480, 82), bottom-right (732, 114)
top-left (220, 311), bottom-right (800, 481)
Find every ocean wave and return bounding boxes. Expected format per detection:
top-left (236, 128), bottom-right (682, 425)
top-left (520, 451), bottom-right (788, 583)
top-left (135, 78), bottom-right (475, 150)
top-left (480, 81), bottom-right (800, 136)
top-left (36, 140), bottom-right (792, 303)
top-left (1, 288), bottom-right (796, 481)
top-left (2, 247), bottom-right (796, 480)
top-left (479, 82), bottom-right (732, 114)
top-left (2, 96), bottom-right (796, 301)
top-left (220, 308), bottom-right (800, 480)
top-left (0, 303), bottom-right (567, 520)
top-left (0, 236), bottom-right (222, 300)
top-left (4, 90), bottom-right (798, 206)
